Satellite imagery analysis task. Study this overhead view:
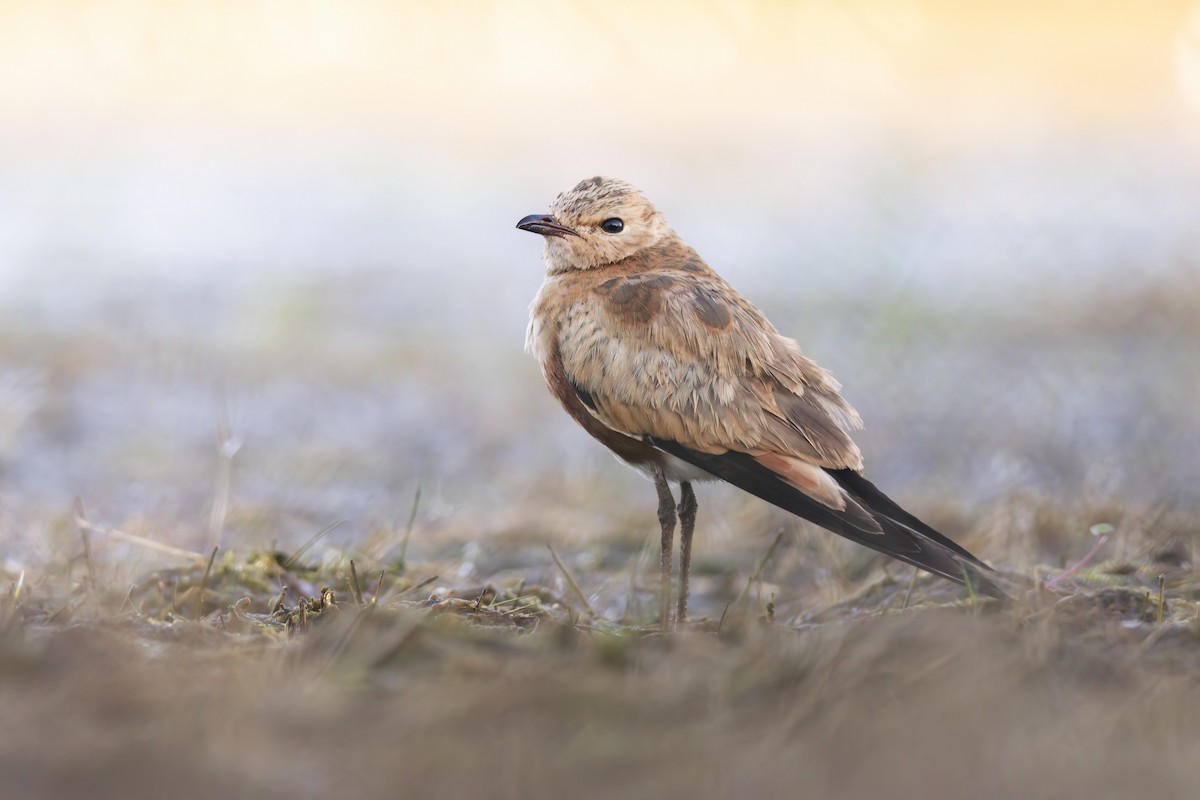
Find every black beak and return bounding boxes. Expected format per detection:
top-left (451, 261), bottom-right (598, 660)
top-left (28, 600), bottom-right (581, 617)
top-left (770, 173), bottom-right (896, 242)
top-left (516, 214), bottom-right (580, 239)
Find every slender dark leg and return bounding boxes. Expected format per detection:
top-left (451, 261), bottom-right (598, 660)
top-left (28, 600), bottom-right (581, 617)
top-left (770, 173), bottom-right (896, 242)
top-left (676, 481), bottom-right (698, 624)
top-left (652, 465), bottom-right (677, 632)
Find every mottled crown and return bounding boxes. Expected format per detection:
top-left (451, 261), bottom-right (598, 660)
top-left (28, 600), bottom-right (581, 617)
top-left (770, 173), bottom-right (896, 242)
top-left (551, 176), bottom-right (645, 221)
top-left (541, 176), bottom-right (673, 271)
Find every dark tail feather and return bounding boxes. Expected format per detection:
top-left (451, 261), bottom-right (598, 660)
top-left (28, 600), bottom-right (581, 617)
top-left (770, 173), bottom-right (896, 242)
top-left (825, 469), bottom-right (989, 567)
top-left (647, 438), bottom-right (1005, 599)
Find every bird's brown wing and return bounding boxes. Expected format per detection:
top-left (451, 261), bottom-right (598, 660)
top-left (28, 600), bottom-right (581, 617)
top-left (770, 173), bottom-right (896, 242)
top-left (557, 268), bottom-right (873, 517)
top-left (559, 270), bottom-right (863, 461)
top-left (556, 267), bottom-right (1003, 596)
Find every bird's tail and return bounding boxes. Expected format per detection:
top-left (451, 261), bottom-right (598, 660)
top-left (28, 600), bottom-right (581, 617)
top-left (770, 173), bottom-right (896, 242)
top-left (647, 438), bottom-right (1006, 599)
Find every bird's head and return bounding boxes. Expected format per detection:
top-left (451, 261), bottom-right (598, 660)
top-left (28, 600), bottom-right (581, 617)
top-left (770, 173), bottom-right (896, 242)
top-left (516, 176), bottom-right (673, 272)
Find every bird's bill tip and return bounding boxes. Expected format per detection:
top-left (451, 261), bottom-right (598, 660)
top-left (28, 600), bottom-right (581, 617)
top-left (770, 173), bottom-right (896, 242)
top-left (515, 214), bottom-right (580, 238)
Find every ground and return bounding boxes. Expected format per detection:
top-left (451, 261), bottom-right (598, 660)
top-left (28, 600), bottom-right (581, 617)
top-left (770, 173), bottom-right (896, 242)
top-left (1, 283), bottom-right (1197, 799)
top-left (3, 534), bottom-right (1200, 799)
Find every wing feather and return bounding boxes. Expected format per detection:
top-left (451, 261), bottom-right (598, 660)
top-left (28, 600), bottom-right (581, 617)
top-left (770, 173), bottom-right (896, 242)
top-left (559, 267), bottom-right (863, 473)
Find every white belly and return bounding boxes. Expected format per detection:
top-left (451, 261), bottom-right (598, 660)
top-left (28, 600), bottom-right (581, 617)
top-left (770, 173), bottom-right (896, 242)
top-left (626, 451), bottom-right (720, 484)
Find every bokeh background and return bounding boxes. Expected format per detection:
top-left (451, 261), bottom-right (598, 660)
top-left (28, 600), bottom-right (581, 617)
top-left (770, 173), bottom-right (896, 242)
top-left (5, 5), bottom-right (1200, 800)
top-left (1, 0), bottom-right (1198, 596)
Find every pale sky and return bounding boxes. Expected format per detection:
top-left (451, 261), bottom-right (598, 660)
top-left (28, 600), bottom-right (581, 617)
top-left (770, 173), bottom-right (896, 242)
top-left (0, 1), bottom-right (1197, 309)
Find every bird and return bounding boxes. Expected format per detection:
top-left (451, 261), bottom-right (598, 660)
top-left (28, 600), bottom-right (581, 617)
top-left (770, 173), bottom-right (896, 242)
top-left (518, 176), bottom-right (1004, 629)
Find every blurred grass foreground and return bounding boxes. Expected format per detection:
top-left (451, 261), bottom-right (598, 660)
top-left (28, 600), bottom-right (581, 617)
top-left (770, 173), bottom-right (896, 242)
top-left (2, 1), bottom-right (1200, 798)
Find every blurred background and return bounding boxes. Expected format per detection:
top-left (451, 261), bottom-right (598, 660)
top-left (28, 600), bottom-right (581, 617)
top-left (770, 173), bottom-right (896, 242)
top-left (0, 0), bottom-right (1198, 592)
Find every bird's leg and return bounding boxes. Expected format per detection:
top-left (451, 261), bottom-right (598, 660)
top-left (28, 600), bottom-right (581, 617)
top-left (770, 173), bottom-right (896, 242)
top-left (676, 481), bottom-right (698, 625)
top-left (652, 465), bottom-right (677, 632)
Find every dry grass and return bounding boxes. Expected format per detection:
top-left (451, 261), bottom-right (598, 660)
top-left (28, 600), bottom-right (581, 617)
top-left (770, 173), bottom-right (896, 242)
top-left (2, 500), bottom-right (1199, 800)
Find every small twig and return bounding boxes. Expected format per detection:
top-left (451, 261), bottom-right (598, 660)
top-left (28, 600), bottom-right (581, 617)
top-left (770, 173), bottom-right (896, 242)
top-left (1156, 574), bottom-right (1167, 625)
top-left (755, 531), bottom-right (787, 579)
top-left (81, 528), bottom-right (97, 591)
top-left (118, 582), bottom-right (137, 614)
top-left (628, 566), bottom-right (642, 621)
top-left (196, 546), bottom-right (219, 620)
top-left (507, 604), bottom-right (538, 615)
top-left (961, 565), bottom-right (980, 609)
top-left (717, 601), bottom-right (732, 635)
top-left (348, 560), bottom-right (365, 607)
top-left (397, 485), bottom-right (422, 569)
top-left (2, 570), bottom-right (25, 629)
top-left (1034, 567), bottom-right (1046, 611)
top-left (371, 570), bottom-right (386, 605)
top-left (1045, 534), bottom-right (1109, 590)
top-left (732, 531), bottom-right (786, 613)
top-left (9, 570), bottom-right (24, 608)
top-left (76, 504), bottom-right (100, 611)
top-left (283, 520), bottom-right (344, 569)
top-left (75, 517), bottom-right (207, 564)
top-left (548, 544), bottom-right (594, 617)
top-left (45, 595), bottom-right (86, 625)
top-left (900, 567), bottom-right (919, 610)
top-left (207, 397), bottom-right (241, 550)
top-left (390, 574), bottom-right (439, 602)
top-left (488, 594), bottom-right (538, 609)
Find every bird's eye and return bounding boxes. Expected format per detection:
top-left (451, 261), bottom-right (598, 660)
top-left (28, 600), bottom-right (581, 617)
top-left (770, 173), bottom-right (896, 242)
top-left (600, 218), bottom-right (624, 234)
